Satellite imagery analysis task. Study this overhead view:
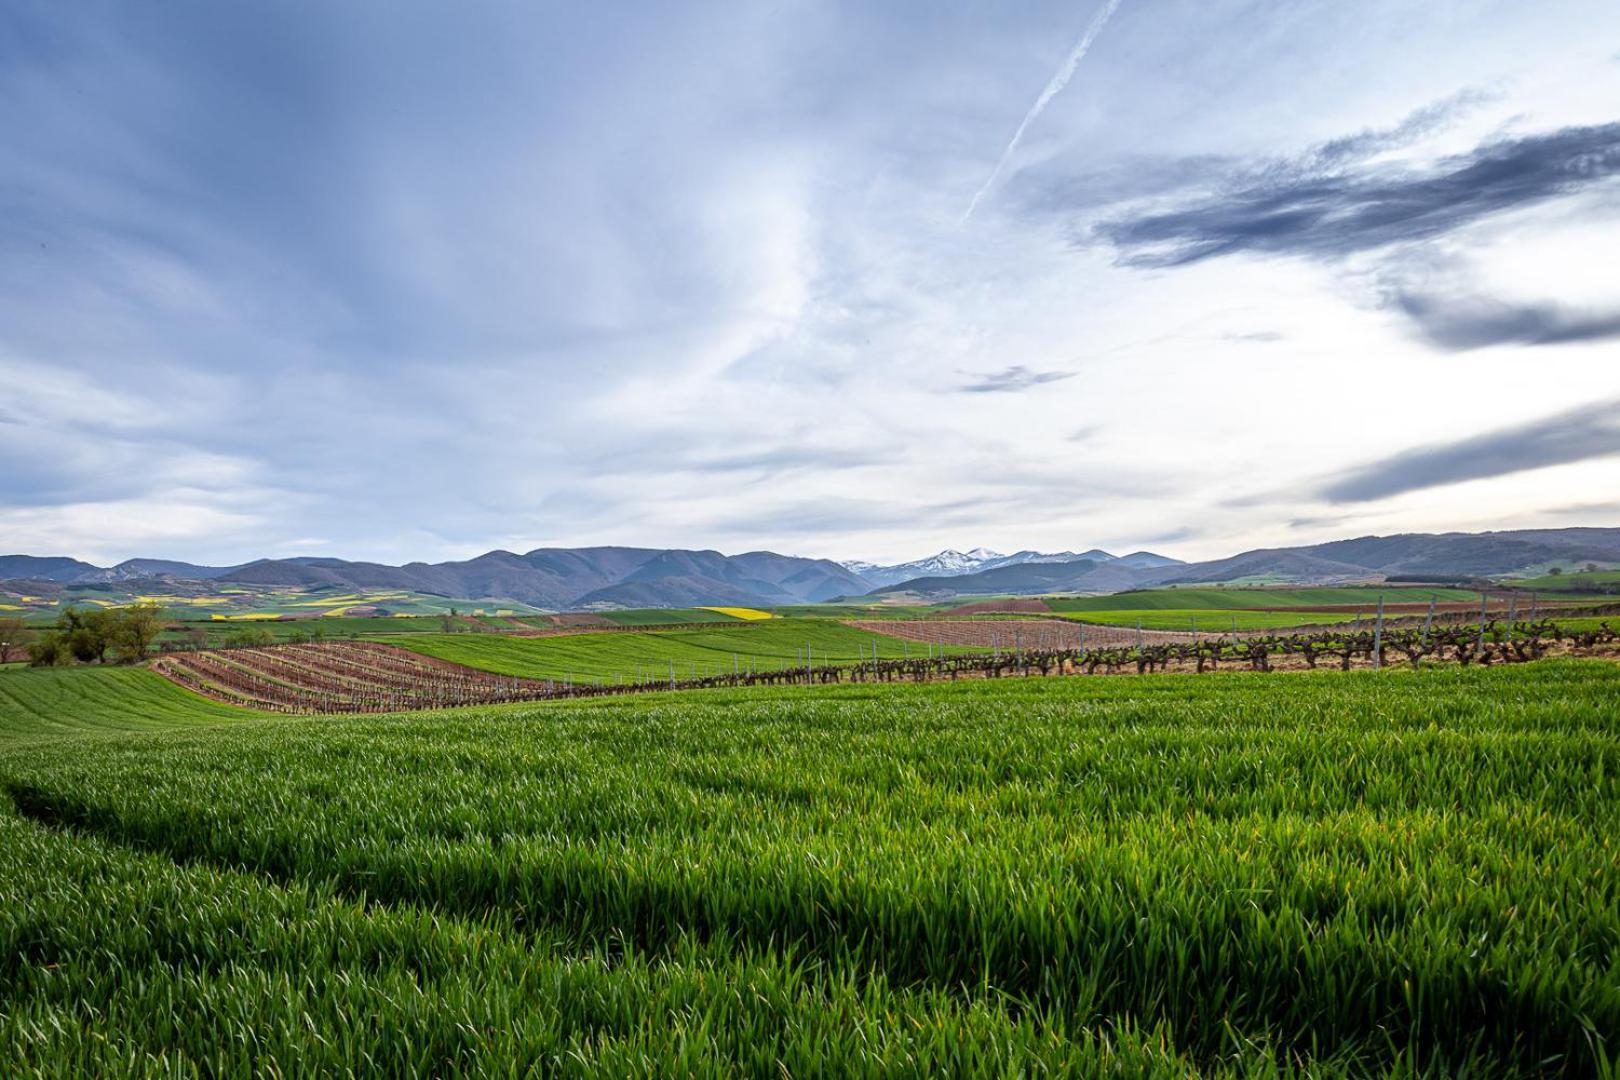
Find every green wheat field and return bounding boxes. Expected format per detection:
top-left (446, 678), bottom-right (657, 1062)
top-left (1, 659), bottom-right (1616, 1076)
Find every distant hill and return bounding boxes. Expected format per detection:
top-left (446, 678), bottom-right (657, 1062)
top-left (96, 559), bottom-right (239, 581)
top-left (845, 547), bottom-right (1183, 588)
top-left (0, 546), bottom-right (873, 610)
top-left (872, 559), bottom-right (1148, 598)
top-left (871, 528), bottom-right (1620, 597)
top-left (0, 555), bottom-right (102, 583)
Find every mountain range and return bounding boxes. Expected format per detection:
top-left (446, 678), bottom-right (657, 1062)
top-left (0, 548), bottom-right (871, 609)
top-left (2, 527), bottom-right (1617, 610)
top-left (864, 528), bottom-right (1620, 598)
top-left (842, 548), bottom-right (1183, 588)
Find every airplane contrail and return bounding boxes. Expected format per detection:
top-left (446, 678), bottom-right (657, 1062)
top-left (962, 0), bottom-right (1127, 221)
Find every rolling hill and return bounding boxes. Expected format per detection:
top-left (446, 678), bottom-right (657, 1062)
top-left (844, 547), bottom-right (1183, 588)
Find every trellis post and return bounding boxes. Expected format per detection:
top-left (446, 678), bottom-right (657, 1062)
top-left (1373, 594), bottom-right (1384, 669)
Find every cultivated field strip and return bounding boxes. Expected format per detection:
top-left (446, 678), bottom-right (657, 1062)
top-left (151, 641), bottom-right (570, 712)
top-left (849, 617), bottom-right (1196, 648)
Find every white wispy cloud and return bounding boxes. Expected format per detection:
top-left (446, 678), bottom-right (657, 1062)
top-left (963, 0), bottom-right (1127, 221)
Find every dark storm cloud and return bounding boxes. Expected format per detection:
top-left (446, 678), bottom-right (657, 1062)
top-left (1094, 122), bottom-right (1620, 267)
top-left (1319, 400), bottom-right (1620, 503)
top-left (1389, 288), bottom-right (1620, 350)
top-left (960, 366), bottom-right (1074, 393)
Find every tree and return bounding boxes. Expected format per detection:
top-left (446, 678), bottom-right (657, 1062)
top-left (113, 602), bottom-right (165, 661)
top-left (1, 616), bottom-right (32, 663)
top-left (1548, 566), bottom-right (1564, 576)
top-left (28, 632), bottom-right (67, 667)
top-left (223, 626), bottom-right (273, 649)
top-left (1, 616), bottom-right (36, 664)
top-left (57, 606), bottom-right (117, 663)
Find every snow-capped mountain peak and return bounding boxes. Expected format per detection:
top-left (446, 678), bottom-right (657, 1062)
top-left (843, 547), bottom-right (1117, 588)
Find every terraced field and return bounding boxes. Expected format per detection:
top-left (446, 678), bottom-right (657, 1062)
top-left (1, 662), bottom-right (1617, 1074)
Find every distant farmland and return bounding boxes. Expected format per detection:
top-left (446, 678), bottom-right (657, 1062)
top-left (1044, 586), bottom-right (1488, 612)
top-left (1051, 608), bottom-right (1361, 631)
top-left (393, 620), bottom-right (980, 682)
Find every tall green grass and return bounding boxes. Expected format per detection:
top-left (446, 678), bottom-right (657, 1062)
top-left (1, 662), bottom-right (1616, 1074)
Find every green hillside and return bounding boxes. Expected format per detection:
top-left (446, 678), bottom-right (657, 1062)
top-left (0, 666), bottom-right (262, 739)
top-left (392, 620), bottom-right (972, 681)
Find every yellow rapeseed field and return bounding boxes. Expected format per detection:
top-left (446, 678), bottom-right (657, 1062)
top-left (699, 606), bottom-right (774, 620)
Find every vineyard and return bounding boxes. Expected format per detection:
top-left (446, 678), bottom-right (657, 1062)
top-left (149, 618), bottom-right (1620, 714)
top-left (151, 642), bottom-right (581, 713)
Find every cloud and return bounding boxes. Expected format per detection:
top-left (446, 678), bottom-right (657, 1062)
top-left (963, 0), bottom-right (1127, 220)
top-left (1308, 88), bottom-right (1498, 167)
top-left (1094, 122), bottom-right (1620, 267)
top-left (1387, 288), bottom-right (1620, 350)
top-left (1542, 499), bottom-right (1620, 517)
top-left (1319, 399), bottom-right (1620, 503)
top-left (1139, 525), bottom-right (1203, 544)
top-left (710, 498), bottom-right (984, 537)
top-left (959, 365), bottom-right (1075, 393)
top-left (4, 4), bottom-right (1619, 566)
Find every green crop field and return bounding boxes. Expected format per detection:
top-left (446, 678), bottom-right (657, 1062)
top-left (0, 661), bottom-right (1617, 1074)
top-left (1550, 616), bottom-right (1620, 634)
top-left (1054, 608), bottom-right (1361, 631)
top-left (157, 614), bottom-right (453, 647)
top-left (1511, 569), bottom-right (1620, 592)
top-left (1047, 586), bottom-right (1487, 612)
top-left (0, 666), bottom-right (264, 739)
top-left (594, 607), bottom-right (751, 626)
top-left (392, 620), bottom-right (972, 681)
top-left (765, 603), bottom-right (945, 619)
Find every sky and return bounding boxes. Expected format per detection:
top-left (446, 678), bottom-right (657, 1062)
top-left (2, 0), bottom-right (1619, 567)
